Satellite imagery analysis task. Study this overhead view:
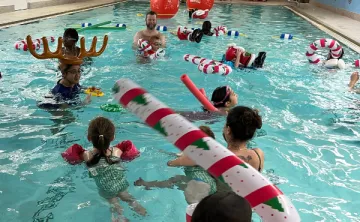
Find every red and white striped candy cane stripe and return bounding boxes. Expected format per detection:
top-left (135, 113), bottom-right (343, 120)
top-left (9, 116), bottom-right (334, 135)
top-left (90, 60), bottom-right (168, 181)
top-left (355, 60), bottom-right (360, 68)
top-left (306, 38), bottom-right (342, 64)
top-left (183, 54), bottom-right (216, 65)
top-left (197, 61), bottom-right (232, 76)
top-left (113, 79), bottom-right (301, 222)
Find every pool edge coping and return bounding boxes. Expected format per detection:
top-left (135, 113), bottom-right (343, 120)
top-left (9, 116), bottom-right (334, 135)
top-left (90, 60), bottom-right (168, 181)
top-left (286, 6), bottom-right (360, 54)
top-left (0, 1), bottom-right (124, 29)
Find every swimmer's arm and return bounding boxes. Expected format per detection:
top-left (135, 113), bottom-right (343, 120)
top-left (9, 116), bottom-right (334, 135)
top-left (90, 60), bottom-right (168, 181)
top-left (170, 31), bottom-right (177, 36)
top-left (132, 32), bottom-right (141, 49)
top-left (167, 155), bottom-right (196, 167)
top-left (82, 150), bottom-right (92, 162)
top-left (160, 34), bottom-right (166, 48)
top-left (234, 50), bottom-right (242, 68)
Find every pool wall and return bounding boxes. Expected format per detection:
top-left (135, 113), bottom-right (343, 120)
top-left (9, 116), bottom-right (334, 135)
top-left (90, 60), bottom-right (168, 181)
top-left (311, 0), bottom-right (360, 21)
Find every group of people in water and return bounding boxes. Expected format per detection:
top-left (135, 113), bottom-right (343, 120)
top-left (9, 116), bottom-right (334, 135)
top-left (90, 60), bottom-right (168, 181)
top-left (32, 8), bottom-right (360, 222)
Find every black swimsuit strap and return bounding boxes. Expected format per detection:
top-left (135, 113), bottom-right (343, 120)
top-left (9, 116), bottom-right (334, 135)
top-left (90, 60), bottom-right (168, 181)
top-left (252, 149), bottom-right (262, 172)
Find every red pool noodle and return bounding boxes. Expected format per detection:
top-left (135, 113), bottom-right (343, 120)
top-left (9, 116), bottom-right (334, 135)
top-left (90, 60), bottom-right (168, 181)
top-left (181, 74), bottom-right (218, 112)
top-left (199, 88), bottom-right (206, 96)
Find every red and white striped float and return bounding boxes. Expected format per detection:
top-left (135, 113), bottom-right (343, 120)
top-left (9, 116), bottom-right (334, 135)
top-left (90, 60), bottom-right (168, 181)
top-left (306, 38), bottom-right (342, 64)
top-left (213, 25), bottom-right (228, 36)
top-left (184, 54), bottom-right (232, 75)
top-left (14, 36), bottom-right (55, 51)
top-left (113, 78), bottom-right (301, 222)
top-left (137, 38), bottom-right (165, 60)
top-left (192, 9), bottom-right (209, 19)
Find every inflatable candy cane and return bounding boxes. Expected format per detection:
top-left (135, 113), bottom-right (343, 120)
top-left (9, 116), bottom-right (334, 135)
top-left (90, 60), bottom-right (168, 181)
top-left (183, 54), bottom-right (216, 65)
top-left (306, 38), bottom-right (343, 64)
top-left (112, 79), bottom-right (301, 222)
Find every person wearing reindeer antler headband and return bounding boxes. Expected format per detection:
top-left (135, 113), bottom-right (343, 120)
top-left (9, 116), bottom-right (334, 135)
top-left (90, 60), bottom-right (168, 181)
top-left (26, 34), bottom-right (108, 108)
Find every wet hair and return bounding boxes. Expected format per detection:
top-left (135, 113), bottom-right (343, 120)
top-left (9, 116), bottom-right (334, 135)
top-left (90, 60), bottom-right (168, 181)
top-left (211, 86), bottom-right (231, 108)
top-left (63, 28), bottom-right (79, 42)
top-left (226, 106), bottom-right (262, 142)
top-left (191, 191), bottom-right (252, 222)
top-left (202, 21), bottom-right (213, 36)
top-left (146, 10), bottom-right (157, 20)
top-left (199, 126), bottom-right (215, 139)
top-left (86, 117), bottom-right (118, 167)
top-left (59, 63), bottom-right (73, 75)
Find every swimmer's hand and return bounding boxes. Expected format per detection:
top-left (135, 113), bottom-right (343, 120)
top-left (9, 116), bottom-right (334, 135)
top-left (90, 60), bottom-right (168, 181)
top-left (83, 94), bottom-right (91, 105)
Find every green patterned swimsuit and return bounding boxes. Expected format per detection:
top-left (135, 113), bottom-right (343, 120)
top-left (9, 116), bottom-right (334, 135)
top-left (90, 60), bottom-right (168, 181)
top-left (184, 166), bottom-right (217, 194)
top-left (88, 149), bottom-right (129, 199)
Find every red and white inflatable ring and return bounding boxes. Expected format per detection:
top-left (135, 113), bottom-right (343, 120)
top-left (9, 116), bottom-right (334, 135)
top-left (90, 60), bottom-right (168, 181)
top-left (113, 78), bottom-right (301, 222)
top-left (306, 38), bottom-right (342, 64)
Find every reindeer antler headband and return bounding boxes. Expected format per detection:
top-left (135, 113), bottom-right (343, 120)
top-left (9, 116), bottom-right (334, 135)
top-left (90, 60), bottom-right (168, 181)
top-left (26, 35), bottom-right (109, 65)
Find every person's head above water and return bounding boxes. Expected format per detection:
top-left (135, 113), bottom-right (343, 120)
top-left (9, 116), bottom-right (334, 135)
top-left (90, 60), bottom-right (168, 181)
top-left (328, 48), bottom-right (345, 60)
top-left (211, 86), bottom-right (238, 109)
top-left (223, 106), bottom-right (262, 143)
top-left (191, 191), bottom-right (252, 222)
top-left (63, 28), bottom-right (79, 48)
top-left (59, 63), bottom-right (82, 85)
top-left (145, 10), bottom-right (157, 30)
top-left (86, 116), bottom-right (118, 167)
top-left (202, 21), bottom-right (212, 35)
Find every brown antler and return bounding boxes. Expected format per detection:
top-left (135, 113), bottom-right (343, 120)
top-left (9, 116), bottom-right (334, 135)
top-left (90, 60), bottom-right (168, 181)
top-left (78, 35), bottom-right (109, 59)
top-left (26, 34), bottom-right (109, 65)
top-left (26, 35), bottom-right (63, 60)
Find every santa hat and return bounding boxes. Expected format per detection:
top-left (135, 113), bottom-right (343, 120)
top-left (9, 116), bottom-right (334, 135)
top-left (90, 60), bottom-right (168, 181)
top-left (225, 44), bottom-right (245, 61)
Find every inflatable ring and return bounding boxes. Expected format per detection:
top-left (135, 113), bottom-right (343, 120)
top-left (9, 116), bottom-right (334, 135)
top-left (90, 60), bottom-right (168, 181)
top-left (113, 78), bottom-right (301, 222)
top-left (306, 38), bottom-right (342, 64)
top-left (100, 104), bottom-right (125, 112)
top-left (84, 87), bottom-right (104, 97)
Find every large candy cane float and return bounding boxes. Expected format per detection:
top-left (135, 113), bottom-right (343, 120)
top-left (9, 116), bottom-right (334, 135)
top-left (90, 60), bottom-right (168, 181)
top-left (183, 54), bottom-right (232, 75)
top-left (306, 38), bottom-right (342, 64)
top-left (112, 78), bottom-right (301, 222)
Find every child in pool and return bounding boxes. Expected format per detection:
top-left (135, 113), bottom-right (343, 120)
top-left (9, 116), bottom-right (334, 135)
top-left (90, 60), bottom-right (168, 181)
top-left (170, 27), bottom-right (203, 43)
top-left (178, 85), bottom-right (238, 121)
top-left (222, 44), bottom-right (266, 69)
top-left (82, 117), bottom-right (147, 221)
top-left (201, 21), bottom-right (214, 36)
top-left (134, 126), bottom-right (217, 204)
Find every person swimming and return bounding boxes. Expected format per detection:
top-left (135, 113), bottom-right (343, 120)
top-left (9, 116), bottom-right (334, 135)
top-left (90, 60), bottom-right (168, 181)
top-left (178, 85), bottom-right (238, 121)
top-left (201, 21), bottom-right (214, 36)
top-left (222, 44), bottom-right (266, 69)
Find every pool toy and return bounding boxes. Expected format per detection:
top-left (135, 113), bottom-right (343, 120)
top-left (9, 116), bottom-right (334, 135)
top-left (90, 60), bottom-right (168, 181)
top-left (183, 53), bottom-right (232, 75)
top-left (181, 74), bottom-right (218, 112)
top-left (227, 31), bottom-right (240, 37)
top-left (100, 104), bottom-right (125, 112)
top-left (213, 25), bottom-right (227, 36)
top-left (187, 0), bottom-right (214, 11)
top-left (280, 33), bottom-right (293, 40)
top-left (183, 54), bottom-right (216, 66)
top-left (84, 87), bottom-right (104, 97)
top-left (26, 34), bottom-right (108, 65)
top-left (76, 21), bottom-right (112, 32)
top-left (191, 9), bottom-right (209, 19)
top-left (199, 88), bottom-right (206, 96)
top-left (198, 61), bottom-right (232, 75)
top-left (306, 38), bottom-right (343, 64)
top-left (14, 41), bottom-right (40, 51)
top-left (112, 78), bottom-right (301, 222)
top-left (150, 0), bottom-right (179, 19)
top-left (137, 13), bottom-right (144, 16)
top-left (355, 59), bottom-right (360, 68)
top-left (137, 38), bottom-right (165, 59)
top-left (156, 25), bottom-right (168, 31)
top-left (324, 58), bottom-right (346, 69)
top-left (82, 22), bottom-right (92, 27)
top-left (61, 144), bottom-right (85, 165)
top-left (115, 140), bottom-right (140, 161)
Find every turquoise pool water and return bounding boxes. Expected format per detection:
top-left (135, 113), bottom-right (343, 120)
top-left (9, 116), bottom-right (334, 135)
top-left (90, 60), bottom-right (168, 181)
top-left (1, 2), bottom-right (360, 221)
